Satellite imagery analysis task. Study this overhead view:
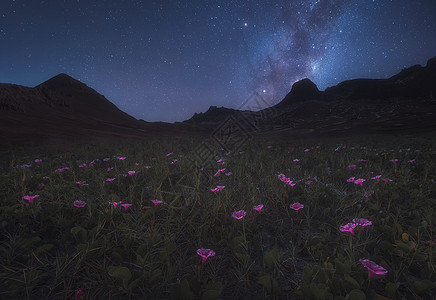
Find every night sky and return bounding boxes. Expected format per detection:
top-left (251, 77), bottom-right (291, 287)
top-left (1, 1), bottom-right (436, 123)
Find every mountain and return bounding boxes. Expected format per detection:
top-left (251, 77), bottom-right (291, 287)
top-left (184, 56), bottom-right (436, 139)
top-left (0, 74), bottom-right (199, 143)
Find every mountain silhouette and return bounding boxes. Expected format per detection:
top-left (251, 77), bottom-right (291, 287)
top-left (1, 56), bottom-right (436, 143)
top-left (185, 56), bottom-right (436, 139)
top-left (0, 74), bottom-right (198, 142)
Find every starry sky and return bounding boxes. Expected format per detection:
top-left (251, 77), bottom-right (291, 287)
top-left (1, 0), bottom-right (436, 123)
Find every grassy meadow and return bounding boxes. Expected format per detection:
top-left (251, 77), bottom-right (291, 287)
top-left (1, 134), bottom-right (435, 299)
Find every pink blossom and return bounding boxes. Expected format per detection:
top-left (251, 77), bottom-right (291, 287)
top-left (232, 210), bottom-right (246, 220)
top-left (107, 167), bottom-right (113, 172)
top-left (347, 177), bottom-right (355, 183)
top-left (145, 165), bottom-right (151, 169)
top-left (293, 158), bottom-right (300, 162)
top-left (290, 202), bottom-right (304, 211)
top-left (166, 152), bottom-right (174, 157)
top-left (352, 218), bottom-right (372, 229)
top-left (364, 190), bottom-right (375, 198)
top-left (103, 158), bottom-right (110, 162)
top-left (304, 149), bottom-right (310, 152)
top-left (371, 175), bottom-right (382, 181)
top-left (119, 157), bottom-right (126, 160)
top-left (253, 204), bottom-right (264, 213)
top-left (409, 159), bottom-right (415, 164)
top-left (340, 223), bottom-right (356, 235)
top-left (354, 178), bottom-right (366, 186)
top-left (214, 168), bottom-right (226, 177)
top-left (170, 159), bottom-right (178, 164)
top-left (34, 159), bottom-right (42, 163)
top-left (225, 172), bottom-right (232, 176)
top-left (78, 163), bottom-right (87, 168)
top-left (357, 159), bottom-right (367, 163)
top-left (135, 162), bottom-right (140, 166)
top-left (106, 178), bottom-right (116, 183)
top-left (73, 200), bottom-right (87, 208)
top-left (121, 203), bottom-right (132, 211)
top-left (305, 180), bottom-right (312, 185)
top-left (75, 287), bottom-right (84, 300)
top-left (267, 146), bottom-right (272, 149)
top-left (151, 199), bottom-right (164, 206)
top-left (43, 176), bottom-right (49, 179)
top-left (76, 181), bottom-right (89, 186)
top-left (217, 159), bottom-right (224, 165)
top-left (348, 164), bottom-right (356, 169)
top-left (359, 259), bottom-right (388, 278)
top-left (128, 170), bottom-right (136, 175)
top-left (109, 201), bottom-right (121, 208)
top-left (382, 178), bottom-right (392, 182)
top-left (23, 195), bottom-right (39, 204)
top-left (196, 248), bottom-right (215, 263)
top-left (211, 185), bottom-right (225, 193)
top-left (391, 159), bottom-right (399, 163)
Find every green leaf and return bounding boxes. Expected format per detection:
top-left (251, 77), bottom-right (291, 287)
top-left (127, 278), bottom-right (141, 292)
top-left (263, 248), bottom-right (284, 270)
top-left (257, 275), bottom-right (279, 295)
top-left (302, 266), bottom-right (313, 284)
top-left (71, 226), bottom-right (87, 244)
top-left (149, 268), bottom-right (162, 285)
top-left (412, 280), bottom-right (436, 294)
top-left (348, 289), bottom-right (366, 300)
top-left (344, 275), bottom-right (360, 291)
top-left (201, 290), bottom-right (221, 300)
top-left (34, 243), bottom-right (54, 256)
top-left (107, 266), bottom-right (132, 282)
top-left (19, 236), bottom-right (41, 249)
top-left (170, 279), bottom-right (193, 300)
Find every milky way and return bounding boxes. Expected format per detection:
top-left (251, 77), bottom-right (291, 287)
top-left (1, 0), bottom-right (436, 122)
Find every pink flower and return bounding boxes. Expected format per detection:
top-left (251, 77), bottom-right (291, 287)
top-left (352, 218), bottom-right (372, 229)
top-left (347, 177), bottom-right (355, 183)
top-left (340, 223), bottom-right (356, 235)
top-left (225, 172), bottom-right (232, 176)
top-left (305, 180), bottom-right (312, 185)
top-left (106, 178), bottom-right (116, 183)
top-left (196, 248), bottom-right (215, 263)
top-left (382, 178), bottom-right (392, 182)
top-left (391, 159), bottom-right (398, 163)
top-left (121, 203), bottom-right (132, 210)
top-left (151, 199), bottom-right (164, 206)
top-left (76, 181), bottom-right (88, 186)
top-left (34, 159), bottom-right (42, 163)
top-left (103, 158), bottom-right (110, 162)
top-left (142, 206), bottom-right (151, 210)
top-left (290, 202), bottom-right (304, 212)
top-left (217, 159), bottom-right (224, 165)
top-left (409, 159), bottom-right (415, 164)
top-left (43, 176), bottom-right (49, 179)
top-left (73, 200), bottom-right (87, 208)
top-left (371, 175), bottom-right (382, 181)
top-left (359, 259), bottom-right (388, 278)
top-left (211, 185), bottom-right (225, 193)
top-left (364, 190), bottom-right (375, 198)
top-left (119, 157), bottom-right (126, 160)
top-left (109, 201), bottom-right (121, 208)
top-left (128, 170), bottom-right (136, 175)
top-left (78, 163), bottom-right (87, 168)
top-left (135, 162), bottom-right (140, 166)
top-left (232, 210), bottom-right (246, 220)
top-left (75, 287), bottom-right (84, 300)
top-left (293, 158), bottom-right (300, 162)
top-left (166, 152), bottom-right (174, 157)
top-left (267, 146), bottom-right (272, 149)
top-left (253, 204), bottom-right (264, 213)
top-left (357, 159), bottom-right (367, 162)
top-left (304, 149), bottom-right (310, 152)
top-left (348, 164), bottom-right (356, 169)
top-left (145, 165), bottom-right (151, 169)
top-left (354, 178), bottom-right (366, 186)
top-left (23, 195), bottom-right (39, 204)
top-left (214, 168), bottom-right (226, 177)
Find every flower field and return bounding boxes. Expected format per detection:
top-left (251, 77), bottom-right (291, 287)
top-left (1, 135), bottom-right (435, 299)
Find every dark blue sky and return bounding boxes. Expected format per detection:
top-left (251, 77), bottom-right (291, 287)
top-left (1, 0), bottom-right (436, 122)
